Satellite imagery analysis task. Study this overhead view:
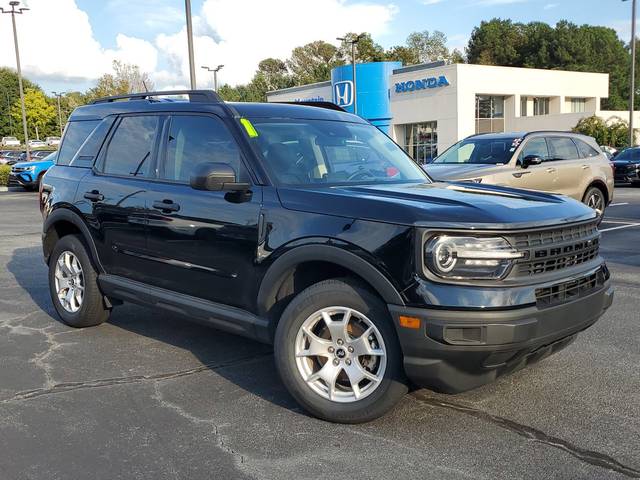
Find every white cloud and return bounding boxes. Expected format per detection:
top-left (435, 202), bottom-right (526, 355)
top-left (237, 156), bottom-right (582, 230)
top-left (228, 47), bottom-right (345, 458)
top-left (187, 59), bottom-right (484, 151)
top-left (0, 0), bottom-right (158, 87)
top-left (0, 0), bottom-right (397, 91)
top-left (473, 0), bottom-right (527, 5)
top-left (155, 0), bottom-right (398, 88)
top-left (422, 0), bottom-right (443, 5)
top-left (543, 3), bottom-right (558, 9)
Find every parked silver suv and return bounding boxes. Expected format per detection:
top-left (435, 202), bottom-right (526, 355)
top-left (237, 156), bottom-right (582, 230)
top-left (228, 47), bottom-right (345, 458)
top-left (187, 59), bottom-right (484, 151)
top-left (425, 132), bottom-right (614, 217)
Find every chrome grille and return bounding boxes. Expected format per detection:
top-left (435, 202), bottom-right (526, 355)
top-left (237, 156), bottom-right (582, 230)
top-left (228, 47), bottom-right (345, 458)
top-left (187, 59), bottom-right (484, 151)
top-left (511, 221), bottom-right (600, 276)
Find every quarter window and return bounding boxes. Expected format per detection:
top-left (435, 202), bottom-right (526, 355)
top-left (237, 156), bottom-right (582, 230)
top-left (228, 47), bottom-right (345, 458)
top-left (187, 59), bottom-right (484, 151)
top-left (102, 115), bottom-right (160, 177)
top-left (160, 115), bottom-right (243, 183)
top-left (547, 137), bottom-right (580, 161)
top-left (57, 120), bottom-right (100, 166)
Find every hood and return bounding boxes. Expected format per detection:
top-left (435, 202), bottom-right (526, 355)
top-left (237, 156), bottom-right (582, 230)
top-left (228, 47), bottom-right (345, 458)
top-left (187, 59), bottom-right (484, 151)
top-left (612, 159), bottom-right (639, 166)
top-left (424, 163), bottom-right (505, 181)
top-left (13, 159), bottom-right (54, 169)
top-left (277, 181), bottom-right (596, 229)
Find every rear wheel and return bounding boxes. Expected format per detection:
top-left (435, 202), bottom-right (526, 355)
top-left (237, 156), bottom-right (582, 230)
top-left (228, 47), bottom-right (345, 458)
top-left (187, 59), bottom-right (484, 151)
top-left (48, 234), bottom-right (110, 328)
top-left (274, 278), bottom-right (407, 423)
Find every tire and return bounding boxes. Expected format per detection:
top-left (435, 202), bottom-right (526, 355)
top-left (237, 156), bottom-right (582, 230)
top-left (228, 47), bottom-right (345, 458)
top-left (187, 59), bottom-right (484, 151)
top-left (582, 186), bottom-right (606, 222)
top-left (274, 278), bottom-right (408, 423)
top-left (48, 234), bottom-right (110, 328)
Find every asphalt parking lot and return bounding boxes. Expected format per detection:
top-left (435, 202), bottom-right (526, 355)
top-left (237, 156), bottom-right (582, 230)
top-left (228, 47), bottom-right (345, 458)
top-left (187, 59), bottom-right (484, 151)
top-left (0, 187), bottom-right (639, 480)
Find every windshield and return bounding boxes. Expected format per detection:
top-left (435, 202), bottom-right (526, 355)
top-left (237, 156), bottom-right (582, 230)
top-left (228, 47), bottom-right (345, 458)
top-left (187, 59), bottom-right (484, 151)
top-left (433, 137), bottom-right (519, 165)
top-left (244, 118), bottom-right (428, 186)
top-left (615, 148), bottom-right (640, 161)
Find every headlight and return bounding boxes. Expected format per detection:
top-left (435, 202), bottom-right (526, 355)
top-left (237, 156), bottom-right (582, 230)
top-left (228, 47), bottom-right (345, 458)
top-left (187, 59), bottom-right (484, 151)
top-left (25, 166), bottom-right (36, 171)
top-left (424, 235), bottom-right (524, 280)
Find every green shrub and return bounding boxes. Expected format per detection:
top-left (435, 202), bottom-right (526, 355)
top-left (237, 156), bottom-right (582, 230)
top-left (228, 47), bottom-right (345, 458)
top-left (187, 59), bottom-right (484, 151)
top-left (0, 164), bottom-right (10, 186)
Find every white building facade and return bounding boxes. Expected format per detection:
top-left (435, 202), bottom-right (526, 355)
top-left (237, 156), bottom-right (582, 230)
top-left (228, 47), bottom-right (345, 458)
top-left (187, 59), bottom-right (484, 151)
top-left (267, 62), bottom-right (634, 163)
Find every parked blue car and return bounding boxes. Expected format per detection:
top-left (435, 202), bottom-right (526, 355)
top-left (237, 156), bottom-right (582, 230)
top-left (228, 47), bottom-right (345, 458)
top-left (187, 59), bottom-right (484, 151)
top-left (9, 151), bottom-right (57, 190)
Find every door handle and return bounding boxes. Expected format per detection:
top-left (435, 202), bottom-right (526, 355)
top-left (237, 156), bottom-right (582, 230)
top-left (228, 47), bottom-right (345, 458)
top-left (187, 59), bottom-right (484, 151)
top-left (152, 199), bottom-right (180, 212)
top-left (84, 190), bottom-right (104, 202)
top-left (546, 167), bottom-right (557, 173)
top-left (582, 164), bottom-right (590, 169)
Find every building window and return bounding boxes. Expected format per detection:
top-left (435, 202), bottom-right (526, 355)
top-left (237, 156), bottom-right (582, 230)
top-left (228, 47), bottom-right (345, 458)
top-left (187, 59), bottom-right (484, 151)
top-left (403, 122), bottom-right (438, 164)
top-left (533, 97), bottom-right (550, 116)
top-left (520, 97), bottom-right (528, 117)
top-left (570, 98), bottom-right (586, 113)
top-left (475, 95), bottom-right (505, 134)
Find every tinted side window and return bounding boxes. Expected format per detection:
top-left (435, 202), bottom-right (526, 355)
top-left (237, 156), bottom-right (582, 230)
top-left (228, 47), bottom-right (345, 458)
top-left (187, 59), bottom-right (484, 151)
top-left (547, 137), bottom-right (580, 161)
top-left (574, 138), bottom-right (600, 158)
top-left (519, 137), bottom-right (549, 162)
top-left (160, 115), bottom-right (242, 183)
top-left (57, 120), bottom-right (100, 166)
top-left (102, 115), bottom-right (160, 177)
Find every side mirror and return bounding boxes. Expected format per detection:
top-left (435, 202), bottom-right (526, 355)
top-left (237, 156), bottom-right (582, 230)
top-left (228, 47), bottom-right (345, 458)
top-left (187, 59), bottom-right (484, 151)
top-left (189, 162), bottom-right (250, 192)
top-left (522, 155), bottom-right (543, 169)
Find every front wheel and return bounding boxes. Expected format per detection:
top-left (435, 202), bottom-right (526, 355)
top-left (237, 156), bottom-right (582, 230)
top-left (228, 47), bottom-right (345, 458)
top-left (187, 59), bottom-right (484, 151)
top-left (274, 278), bottom-right (408, 423)
top-left (582, 186), bottom-right (606, 222)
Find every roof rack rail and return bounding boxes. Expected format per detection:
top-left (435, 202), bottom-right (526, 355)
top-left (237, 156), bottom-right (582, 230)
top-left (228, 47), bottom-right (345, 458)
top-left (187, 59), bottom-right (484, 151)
top-left (277, 101), bottom-right (347, 113)
top-left (90, 89), bottom-right (221, 105)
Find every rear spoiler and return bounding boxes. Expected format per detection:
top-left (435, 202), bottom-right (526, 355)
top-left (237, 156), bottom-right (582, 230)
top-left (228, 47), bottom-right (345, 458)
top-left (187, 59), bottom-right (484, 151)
top-left (277, 101), bottom-right (347, 113)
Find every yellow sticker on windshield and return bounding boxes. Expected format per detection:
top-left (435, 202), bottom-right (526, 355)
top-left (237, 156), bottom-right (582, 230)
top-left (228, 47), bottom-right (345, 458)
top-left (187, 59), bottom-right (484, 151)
top-left (240, 118), bottom-right (259, 138)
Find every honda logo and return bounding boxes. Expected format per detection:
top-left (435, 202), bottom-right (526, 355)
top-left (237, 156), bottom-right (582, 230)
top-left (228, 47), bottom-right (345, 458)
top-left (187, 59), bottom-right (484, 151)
top-left (334, 80), bottom-right (354, 107)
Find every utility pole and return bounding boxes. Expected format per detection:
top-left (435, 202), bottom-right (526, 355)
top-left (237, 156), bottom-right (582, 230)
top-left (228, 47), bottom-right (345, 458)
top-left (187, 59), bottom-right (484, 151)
top-left (201, 65), bottom-right (224, 91)
top-left (630, 0), bottom-right (637, 146)
top-left (184, 0), bottom-right (196, 89)
top-left (52, 91), bottom-right (66, 136)
top-left (1, 1), bottom-right (30, 158)
top-left (3, 90), bottom-right (12, 135)
top-left (337, 34), bottom-right (364, 115)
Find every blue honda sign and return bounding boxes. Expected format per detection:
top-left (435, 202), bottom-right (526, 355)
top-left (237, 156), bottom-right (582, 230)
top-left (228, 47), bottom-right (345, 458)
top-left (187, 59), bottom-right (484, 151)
top-left (395, 75), bottom-right (450, 93)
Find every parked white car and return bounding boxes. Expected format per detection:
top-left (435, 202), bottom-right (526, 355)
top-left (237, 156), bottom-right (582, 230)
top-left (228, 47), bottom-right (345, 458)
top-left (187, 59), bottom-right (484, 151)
top-left (45, 136), bottom-right (61, 146)
top-left (1, 136), bottom-right (20, 147)
top-left (28, 139), bottom-right (46, 148)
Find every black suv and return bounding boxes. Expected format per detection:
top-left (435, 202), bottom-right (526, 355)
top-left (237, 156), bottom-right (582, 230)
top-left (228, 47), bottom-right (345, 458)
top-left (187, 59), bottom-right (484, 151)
top-left (41, 90), bottom-right (614, 423)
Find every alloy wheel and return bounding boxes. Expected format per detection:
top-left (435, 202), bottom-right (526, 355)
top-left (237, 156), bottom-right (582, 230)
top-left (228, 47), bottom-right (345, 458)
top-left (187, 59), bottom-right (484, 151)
top-left (54, 251), bottom-right (84, 313)
top-left (295, 306), bottom-right (387, 403)
top-left (586, 190), bottom-right (605, 216)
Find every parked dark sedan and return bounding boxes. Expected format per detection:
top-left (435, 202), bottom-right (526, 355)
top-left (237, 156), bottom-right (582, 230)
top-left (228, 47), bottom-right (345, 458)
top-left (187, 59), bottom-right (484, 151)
top-left (612, 147), bottom-right (640, 185)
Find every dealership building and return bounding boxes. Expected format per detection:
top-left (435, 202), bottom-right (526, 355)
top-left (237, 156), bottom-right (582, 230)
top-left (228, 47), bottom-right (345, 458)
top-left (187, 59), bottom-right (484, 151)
top-left (267, 61), bottom-right (634, 163)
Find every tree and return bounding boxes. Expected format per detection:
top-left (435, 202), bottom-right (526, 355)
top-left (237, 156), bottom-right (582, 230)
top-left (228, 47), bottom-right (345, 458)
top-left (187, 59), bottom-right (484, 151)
top-left (572, 115), bottom-right (629, 148)
top-left (467, 19), bottom-right (526, 66)
top-left (287, 41), bottom-right (342, 84)
top-left (384, 45), bottom-right (419, 66)
top-left (0, 67), bottom-right (40, 139)
top-left (406, 30), bottom-right (450, 63)
top-left (10, 88), bottom-right (56, 141)
top-left (254, 58), bottom-right (293, 92)
top-left (338, 33), bottom-right (385, 63)
top-left (85, 60), bottom-right (154, 102)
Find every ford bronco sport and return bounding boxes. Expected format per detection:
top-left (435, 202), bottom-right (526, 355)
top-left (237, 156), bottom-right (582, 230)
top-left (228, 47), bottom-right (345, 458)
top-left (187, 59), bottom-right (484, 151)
top-left (40, 90), bottom-right (614, 423)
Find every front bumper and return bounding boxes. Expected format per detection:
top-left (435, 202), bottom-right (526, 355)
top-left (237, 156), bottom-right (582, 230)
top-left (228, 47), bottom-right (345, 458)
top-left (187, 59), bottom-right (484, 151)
top-left (389, 273), bottom-right (614, 393)
top-left (8, 172), bottom-right (35, 187)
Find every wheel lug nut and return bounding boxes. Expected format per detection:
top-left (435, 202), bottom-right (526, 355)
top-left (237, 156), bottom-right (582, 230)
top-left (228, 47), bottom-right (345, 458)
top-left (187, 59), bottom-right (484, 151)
top-left (328, 347), bottom-right (335, 353)
top-left (347, 346), bottom-right (354, 353)
top-left (345, 359), bottom-right (351, 365)
top-left (337, 339), bottom-right (344, 345)
top-left (333, 359), bottom-right (340, 366)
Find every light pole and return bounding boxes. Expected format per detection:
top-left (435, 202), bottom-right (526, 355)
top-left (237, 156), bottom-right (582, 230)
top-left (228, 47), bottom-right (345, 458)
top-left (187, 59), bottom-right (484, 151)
top-left (627, 0), bottom-right (637, 146)
top-left (1, 1), bottom-right (30, 158)
top-left (184, 0), bottom-right (196, 89)
top-left (201, 65), bottom-right (224, 91)
top-left (52, 91), bottom-right (66, 136)
top-left (2, 89), bottom-right (12, 135)
top-left (337, 34), bottom-right (364, 115)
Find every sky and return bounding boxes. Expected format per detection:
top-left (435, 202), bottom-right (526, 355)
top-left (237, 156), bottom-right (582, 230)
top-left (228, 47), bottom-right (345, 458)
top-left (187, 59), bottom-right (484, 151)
top-left (0, 0), bottom-right (636, 94)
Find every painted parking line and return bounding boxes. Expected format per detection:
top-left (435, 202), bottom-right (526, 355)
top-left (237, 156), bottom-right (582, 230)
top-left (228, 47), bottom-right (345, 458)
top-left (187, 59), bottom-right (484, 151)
top-left (601, 219), bottom-right (639, 224)
top-left (609, 202), bottom-right (630, 206)
top-left (599, 223), bottom-right (640, 233)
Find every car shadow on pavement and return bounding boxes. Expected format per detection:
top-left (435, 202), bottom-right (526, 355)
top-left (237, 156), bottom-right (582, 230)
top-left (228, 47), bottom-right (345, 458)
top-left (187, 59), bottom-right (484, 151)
top-left (8, 245), bottom-right (300, 413)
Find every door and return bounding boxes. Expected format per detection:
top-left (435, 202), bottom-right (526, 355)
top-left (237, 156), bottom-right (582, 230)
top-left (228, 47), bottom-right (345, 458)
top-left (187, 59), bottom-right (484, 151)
top-left (509, 136), bottom-right (559, 192)
top-left (545, 136), bottom-right (584, 199)
top-left (81, 114), bottom-right (162, 283)
top-left (143, 113), bottom-right (262, 310)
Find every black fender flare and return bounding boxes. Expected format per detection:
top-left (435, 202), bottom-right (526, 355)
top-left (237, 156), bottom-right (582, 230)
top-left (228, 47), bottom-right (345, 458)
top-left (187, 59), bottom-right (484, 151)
top-left (42, 208), bottom-right (104, 272)
top-left (256, 244), bottom-right (405, 317)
